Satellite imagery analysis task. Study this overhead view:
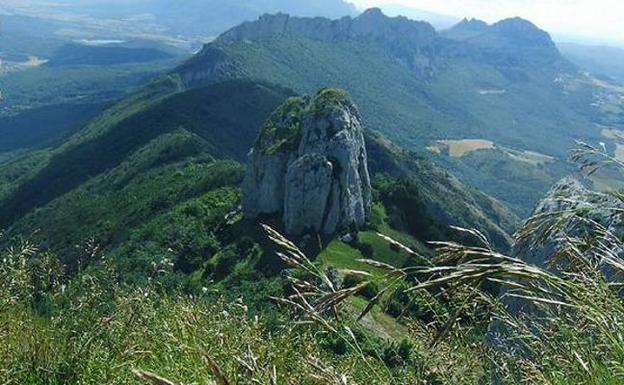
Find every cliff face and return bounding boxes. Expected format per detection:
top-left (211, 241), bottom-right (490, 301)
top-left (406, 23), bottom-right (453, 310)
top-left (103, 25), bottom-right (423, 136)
top-left (243, 89), bottom-right (371, 235)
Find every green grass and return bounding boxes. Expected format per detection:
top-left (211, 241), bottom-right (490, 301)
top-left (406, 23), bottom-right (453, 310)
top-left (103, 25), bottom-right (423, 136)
top-left (348, 296), bottom-right (408, 340)
top-left (318, 239), bottom-right (367, 271)
top-left (0, 241), bottom-right (486, 385)
top-left (358, 231), bottom-right (408, 267)
top-left (369, 202), bottom-right (432, 257)
top-left (317, 230), bottom-right (419, 277)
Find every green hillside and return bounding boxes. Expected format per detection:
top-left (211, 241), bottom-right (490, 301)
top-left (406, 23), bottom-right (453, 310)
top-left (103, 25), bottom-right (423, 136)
top-left (0, 58), bottom-right (184, 154)
top-left (0, 80), bottom-right (293, 229)
top-left (0, 102), bottom-right (109, 152)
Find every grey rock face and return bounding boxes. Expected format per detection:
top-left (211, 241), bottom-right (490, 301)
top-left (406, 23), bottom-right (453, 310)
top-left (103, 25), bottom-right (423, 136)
top-left (243, 89), bottom-right (371, 235)
top-left (487, 177), bottom-right (617, 347)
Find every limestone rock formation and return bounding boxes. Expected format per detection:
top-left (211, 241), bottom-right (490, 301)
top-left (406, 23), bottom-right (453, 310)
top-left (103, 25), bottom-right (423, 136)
top-left (243, 89), bottom-right (371, 235)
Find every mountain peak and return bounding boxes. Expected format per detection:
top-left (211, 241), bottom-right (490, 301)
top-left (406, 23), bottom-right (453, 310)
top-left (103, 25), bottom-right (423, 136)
top-left (456, 18), bottom-right (489, 30)
top-left (441, 15), bottom-right (564, 67)
top-left (494, 16), bottom-right (540, 28)
top-left (442, 17), bottom-right (489, 41)
top-left (492, 17), bottom-right (552, 42)
top-left (360, 7), bottom-right (385, 17)
top-left (489, 17), bottom-right (560, 59)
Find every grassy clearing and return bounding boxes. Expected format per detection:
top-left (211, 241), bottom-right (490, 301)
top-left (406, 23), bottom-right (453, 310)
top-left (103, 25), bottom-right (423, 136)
top-left (317, 239), bottom-right (368, 272)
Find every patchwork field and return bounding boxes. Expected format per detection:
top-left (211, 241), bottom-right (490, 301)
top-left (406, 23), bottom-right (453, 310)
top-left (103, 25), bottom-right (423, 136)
top-left (428, 139), bottom-right (495, 157)
top-left (0, 56), bottom-right (48, 74)
top-left (504, 148), bottom-right (555, 165)
top-left (601, 127), bottom-right (624, 140)
top-left (427, 139), bottom-right (554, 167)
top-left (599, 127), bottom-right (624, 161)
top-left (477, 89), bottom-right (507, 95)
top-left (615, 143), bottom-right (624, 162)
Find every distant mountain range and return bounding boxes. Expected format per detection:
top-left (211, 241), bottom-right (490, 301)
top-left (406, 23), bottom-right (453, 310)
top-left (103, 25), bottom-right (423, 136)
top-left (176, 8), bottom-right (624, 214)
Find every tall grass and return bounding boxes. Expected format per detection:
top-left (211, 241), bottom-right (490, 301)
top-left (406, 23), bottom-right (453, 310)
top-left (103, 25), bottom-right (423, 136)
top-left (0, 239), bottom-right (415, 384)
top-left (265, 142), bottom-right (624, 384)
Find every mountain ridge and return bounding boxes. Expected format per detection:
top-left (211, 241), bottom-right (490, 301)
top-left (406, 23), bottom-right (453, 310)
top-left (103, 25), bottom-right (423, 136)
top-left (182, 9), bottom-right (567, 85)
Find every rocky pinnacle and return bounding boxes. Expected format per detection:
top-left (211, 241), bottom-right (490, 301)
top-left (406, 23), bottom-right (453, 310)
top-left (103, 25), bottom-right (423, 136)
top-left (242, 88), bottom-right (371, 235)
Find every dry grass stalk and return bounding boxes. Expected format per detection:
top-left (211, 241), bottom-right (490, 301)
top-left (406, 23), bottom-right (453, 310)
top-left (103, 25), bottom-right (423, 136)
top-left (262, 224), bottom-right (368, 319)
top-left (203, 353), bottom-right (231, 385)
top-left (234, 345), bottom-right (278, 385)
top-left (132, 369), bottom-right (177, 385)
top-left (307, 356), bottom-right (352, 385)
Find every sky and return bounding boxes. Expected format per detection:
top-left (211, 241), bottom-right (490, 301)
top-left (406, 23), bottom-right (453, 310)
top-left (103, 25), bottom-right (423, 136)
top-left (350, 0), bottom-right (624, 44)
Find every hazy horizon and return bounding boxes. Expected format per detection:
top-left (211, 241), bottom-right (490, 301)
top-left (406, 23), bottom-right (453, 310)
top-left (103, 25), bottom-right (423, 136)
top-left (2, 0), bottom-right (623, 47)
top-left (351, 0), bottom-right (624, 45)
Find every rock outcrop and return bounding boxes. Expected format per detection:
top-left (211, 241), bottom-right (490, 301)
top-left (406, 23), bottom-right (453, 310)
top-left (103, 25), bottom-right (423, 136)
top-left (243, 89), bottom-right (371, 235)
top-left (514, 177), bottom-right (622, 268)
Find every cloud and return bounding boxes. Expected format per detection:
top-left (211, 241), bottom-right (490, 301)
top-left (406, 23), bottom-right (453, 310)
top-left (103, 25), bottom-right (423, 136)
top-left (350, 0), bottom-right (624, 43)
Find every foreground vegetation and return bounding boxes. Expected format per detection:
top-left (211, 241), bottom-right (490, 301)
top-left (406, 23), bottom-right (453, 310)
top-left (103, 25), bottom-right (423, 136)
top-left (3, 145), bottom-right (624, 383)
top-left (0, 237), bottom-right (485, 384)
